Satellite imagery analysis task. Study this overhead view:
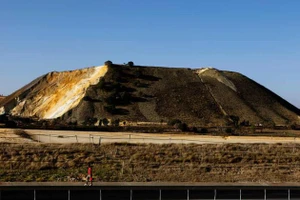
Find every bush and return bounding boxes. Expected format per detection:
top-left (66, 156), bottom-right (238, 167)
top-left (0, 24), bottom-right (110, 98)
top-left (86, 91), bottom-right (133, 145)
top-left (177, 123), bottom-right (188, 131)
top-left (168, 119), bottom-right (182, 126)
top-left (111, 118), bottom-right (120, 127)
top-left (225, 127), bottom-right (233, 134)
top-left (102, 118), bottom-right (109, 126)
top-left (104, 60), bottom-right (113, 66)
top-left (240, 120), bottom-right (250, 126)
top-left (84, 117), bottom-right (97, 126)
top-left (192, 127), bottom-right (198, 133)
top-left (229, 115), bottom-right (240, 127)
top-left (127, 61), bottom-right (134, 67)
top-left (290, 123), bottom-right (300, 130)
top-left (200, 128), bottom-right (208, 133)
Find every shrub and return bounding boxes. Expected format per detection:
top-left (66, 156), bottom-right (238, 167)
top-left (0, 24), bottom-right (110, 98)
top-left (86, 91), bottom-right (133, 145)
top-left (229, 115), bottom-right (240, 127)
top-left (290, 123), bottom-right (300, 130)
top-left (225, 127), bottom-right (233, 134)
top-left (127, 61), bottom-right (134, 67)
top-left (240, 120), bottom-right (250, 126)
top-left (102, 118), bottom-right (109, 126)
top-left (111, 118), bottom-right (120, 127)
top-left (177, 123), bottom-right (188, 132)
top-left (192, 127), bottom-right (198, 133)
top-left (84, 117), bottom-right (97, 126)
top-left (168, 119), bottom-right (182, 126)
top-left (104, 60), bottom-right (113, 66)
top-left (200, 128), bottom-right (208, 133)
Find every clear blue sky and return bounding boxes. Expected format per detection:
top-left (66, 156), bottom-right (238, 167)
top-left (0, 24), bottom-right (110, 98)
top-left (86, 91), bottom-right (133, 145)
top-left (1, 0), bottom-right (300, 107)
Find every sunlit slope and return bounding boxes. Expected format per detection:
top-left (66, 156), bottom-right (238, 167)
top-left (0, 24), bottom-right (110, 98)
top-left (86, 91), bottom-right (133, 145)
top-left (0, 65), bottom-right (108, 119)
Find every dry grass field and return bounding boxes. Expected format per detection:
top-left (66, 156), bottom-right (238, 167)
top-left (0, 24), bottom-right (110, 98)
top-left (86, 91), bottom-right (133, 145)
top-left (0, 142), bottom-right (300, 182)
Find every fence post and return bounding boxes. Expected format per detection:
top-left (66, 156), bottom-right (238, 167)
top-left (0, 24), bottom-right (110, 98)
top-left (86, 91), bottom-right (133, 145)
top-left (264, 189), bottom-right (266, 200)
top-left (75, 135), bottom-right (78, 143)
top-left (98, 137), bottom-right (102, 145)
top-left (214, 189), bottom-right (217, 200)
top-left (49, 134), bottom-right (51, 143)
top-left (159, 190), bottom-right (161, 200)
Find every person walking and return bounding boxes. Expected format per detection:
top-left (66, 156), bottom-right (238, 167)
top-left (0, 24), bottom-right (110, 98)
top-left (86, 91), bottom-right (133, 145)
top-left (84, 164), bottom-right (93, 186)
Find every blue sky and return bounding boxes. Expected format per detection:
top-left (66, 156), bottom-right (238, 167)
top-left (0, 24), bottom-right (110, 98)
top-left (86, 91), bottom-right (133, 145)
top-left (1, 0), bottom-right (300, 107)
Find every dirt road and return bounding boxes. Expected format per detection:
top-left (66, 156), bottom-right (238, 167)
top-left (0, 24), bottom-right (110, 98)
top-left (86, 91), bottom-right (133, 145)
top-left (4, 129), bottom-right (298, 144)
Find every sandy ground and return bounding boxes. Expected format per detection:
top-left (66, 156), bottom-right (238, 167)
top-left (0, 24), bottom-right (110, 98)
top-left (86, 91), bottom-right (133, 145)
top-left (1, 128), bottom-right (300, 144)
top-left (0, 129), bottom-right (35, 143)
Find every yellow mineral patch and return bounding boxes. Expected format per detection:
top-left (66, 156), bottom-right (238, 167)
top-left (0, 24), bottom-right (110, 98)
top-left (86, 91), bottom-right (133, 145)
top-left (10, 65), bottom-right (108, 119)
top-left (0, 106), bottom-right (4, 115)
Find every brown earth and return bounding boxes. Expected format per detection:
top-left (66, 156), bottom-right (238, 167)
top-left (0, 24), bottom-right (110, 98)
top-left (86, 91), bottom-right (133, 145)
top-left (0, 96), bottom-right (6, 104)
top-left (1, 142), bottom-right (300, 182)
top-left (61, 64), bottom-right (300, 126)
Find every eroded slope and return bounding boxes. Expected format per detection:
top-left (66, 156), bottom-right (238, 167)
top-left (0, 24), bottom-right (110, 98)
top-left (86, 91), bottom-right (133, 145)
top-left (1, 66), bottom-right (108, 119)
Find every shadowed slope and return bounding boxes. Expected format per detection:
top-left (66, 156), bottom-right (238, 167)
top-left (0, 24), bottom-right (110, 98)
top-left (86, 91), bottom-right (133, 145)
top-left (223, 71), bottom-right (300, 125)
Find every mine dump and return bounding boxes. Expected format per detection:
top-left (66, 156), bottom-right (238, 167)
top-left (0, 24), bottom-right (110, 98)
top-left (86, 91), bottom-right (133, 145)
top-left (0, 61), bottom-right (300, 183)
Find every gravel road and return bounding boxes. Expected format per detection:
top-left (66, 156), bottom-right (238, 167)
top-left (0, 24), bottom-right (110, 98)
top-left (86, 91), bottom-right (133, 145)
top-left (21, 129), bottom-right (300, 144)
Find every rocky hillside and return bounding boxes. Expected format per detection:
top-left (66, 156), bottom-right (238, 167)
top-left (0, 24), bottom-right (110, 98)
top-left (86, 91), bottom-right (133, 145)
top-left (1, 62), bottom-right (299, 127)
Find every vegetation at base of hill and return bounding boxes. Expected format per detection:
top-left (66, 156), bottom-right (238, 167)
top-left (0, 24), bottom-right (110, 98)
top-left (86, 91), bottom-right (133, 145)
top-left (2, 114), bottom-right (300, 138)
top-left (1, 142), bottom-right (300, 182)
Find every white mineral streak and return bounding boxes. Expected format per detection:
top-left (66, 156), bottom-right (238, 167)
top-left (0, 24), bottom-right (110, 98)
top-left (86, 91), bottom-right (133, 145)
top-left (10, 65), bottom-right (108, 119)
top-left (0, 106), bottom-right (4, 115)
top-left (196, 67), bottom-right (237, 92)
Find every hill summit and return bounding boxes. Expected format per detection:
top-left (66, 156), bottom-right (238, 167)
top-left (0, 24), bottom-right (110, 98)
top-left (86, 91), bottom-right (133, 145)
top-left (1, 61), bottom-right (300, 127)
